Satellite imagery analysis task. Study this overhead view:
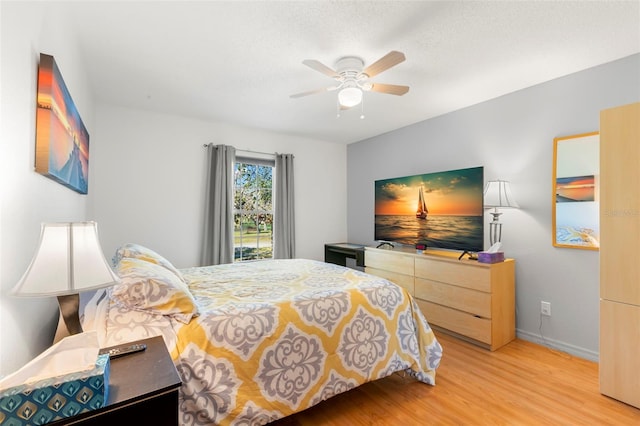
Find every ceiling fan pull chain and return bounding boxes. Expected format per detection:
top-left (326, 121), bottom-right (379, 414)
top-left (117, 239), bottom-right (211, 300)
top-left (360, 96), bottom-right (365, 120)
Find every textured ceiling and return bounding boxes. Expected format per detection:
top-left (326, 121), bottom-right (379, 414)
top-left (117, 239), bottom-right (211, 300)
top-left (63, 1), bottom-right (640, 144)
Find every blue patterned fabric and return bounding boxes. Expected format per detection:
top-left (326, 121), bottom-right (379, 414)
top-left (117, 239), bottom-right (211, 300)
top-left (0, 355), bottom-right (109, 425)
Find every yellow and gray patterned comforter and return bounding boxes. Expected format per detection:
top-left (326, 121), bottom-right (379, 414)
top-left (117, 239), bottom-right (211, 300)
top-left (98, 259), bottom-right (442, 425)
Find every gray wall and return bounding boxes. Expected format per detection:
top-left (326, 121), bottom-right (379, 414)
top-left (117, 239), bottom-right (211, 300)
top-left (347, 54), bottom-right (640, 360)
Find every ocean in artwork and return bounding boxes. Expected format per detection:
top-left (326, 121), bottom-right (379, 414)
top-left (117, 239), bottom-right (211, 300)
top-left (375, 214), bottom-right (483, 252)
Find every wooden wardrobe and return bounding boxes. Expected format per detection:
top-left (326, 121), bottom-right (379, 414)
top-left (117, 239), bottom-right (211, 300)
top-left (599, 102), bottom-right (640, 408)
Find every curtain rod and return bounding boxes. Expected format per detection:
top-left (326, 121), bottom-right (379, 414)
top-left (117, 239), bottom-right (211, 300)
top-left (202, 144), bottom-right (276, 157)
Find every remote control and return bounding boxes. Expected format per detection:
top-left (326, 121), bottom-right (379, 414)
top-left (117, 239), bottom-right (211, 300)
top-left (100, 343), bottom-right (147, 359)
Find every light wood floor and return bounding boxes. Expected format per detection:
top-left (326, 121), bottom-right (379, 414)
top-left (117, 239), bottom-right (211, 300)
top-left (272, 331), bottom-right (640, 425)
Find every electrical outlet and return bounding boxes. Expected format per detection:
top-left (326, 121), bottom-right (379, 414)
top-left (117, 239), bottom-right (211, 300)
top-left (541, 301), bottom-right (551, 316)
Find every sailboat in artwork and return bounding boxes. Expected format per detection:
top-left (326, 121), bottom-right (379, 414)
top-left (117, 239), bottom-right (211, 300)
top-left (416, 186), bottom-right (428, 219)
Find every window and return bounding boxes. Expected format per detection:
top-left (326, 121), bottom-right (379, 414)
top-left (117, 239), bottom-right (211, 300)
top-left (233, 159), bottom-right (274, 261)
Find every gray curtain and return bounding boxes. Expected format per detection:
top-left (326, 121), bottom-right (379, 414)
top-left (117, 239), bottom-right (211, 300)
top-left (201, 144), bottom-right (236, 265)
top-left (273, 153), bottom-right (295, 259)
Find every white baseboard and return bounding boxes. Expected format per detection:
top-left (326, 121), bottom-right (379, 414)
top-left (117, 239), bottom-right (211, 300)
top-left (516, 329), bottom-right (599, 362)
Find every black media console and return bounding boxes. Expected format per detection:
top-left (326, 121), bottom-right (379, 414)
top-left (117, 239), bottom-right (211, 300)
top-left (324, 243), bottom-right (365, 268)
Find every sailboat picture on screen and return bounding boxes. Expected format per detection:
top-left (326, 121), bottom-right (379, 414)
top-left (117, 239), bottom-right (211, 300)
top-left (375, 166), bottom-right (484, 253)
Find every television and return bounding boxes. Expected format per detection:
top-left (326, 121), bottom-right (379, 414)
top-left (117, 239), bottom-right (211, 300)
top-left (374, 166), bottom-right (484, 253)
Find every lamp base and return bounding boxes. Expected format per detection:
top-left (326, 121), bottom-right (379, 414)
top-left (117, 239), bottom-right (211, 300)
top-left (53, 294), bottom-right (83, 344)
top-left (489, 221), bottom-right (503, 246)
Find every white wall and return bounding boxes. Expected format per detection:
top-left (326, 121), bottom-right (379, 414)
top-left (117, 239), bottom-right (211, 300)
top-left (347, 54), bottom-right (640, 360)
top-left (90, 105), bottom-right (347, 269)
top-left (0, 2), bottom-right (95, 376)
top-left (0, 1), bottom-right (346, 377)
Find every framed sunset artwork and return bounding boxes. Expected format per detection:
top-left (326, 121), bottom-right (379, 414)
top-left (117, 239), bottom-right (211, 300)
top-left (35, 53), bottom-right (89, 194)
top-left (552, 132), bottom-right (599, 250)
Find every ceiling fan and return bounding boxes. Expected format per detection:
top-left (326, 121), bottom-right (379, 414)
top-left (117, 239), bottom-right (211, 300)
top-left (290, 51), bottom-right (409, 110)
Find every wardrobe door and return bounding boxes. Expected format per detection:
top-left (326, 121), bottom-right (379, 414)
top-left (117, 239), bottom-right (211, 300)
top-left (599, 102), bottom-right (640, 408)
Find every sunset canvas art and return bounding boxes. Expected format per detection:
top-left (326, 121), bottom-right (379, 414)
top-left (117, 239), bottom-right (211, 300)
top-left (35, 53), bottom-right (89, 194)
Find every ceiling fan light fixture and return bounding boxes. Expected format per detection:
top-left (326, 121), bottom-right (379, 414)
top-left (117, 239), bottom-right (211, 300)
top-left (292, 51), bottom-right (408, 112)
top-left (338, 87), bottom-right (362, 107)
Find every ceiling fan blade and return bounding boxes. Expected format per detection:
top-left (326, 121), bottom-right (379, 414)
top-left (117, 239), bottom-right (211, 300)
top-left (362, 51), bottom-right (406, 78)
top-left (302, 59), bottom-right (340, 78)
top-left (369, 83), bottom-right (410, 96)
top-left (290, 86), bottom-right (337, 98)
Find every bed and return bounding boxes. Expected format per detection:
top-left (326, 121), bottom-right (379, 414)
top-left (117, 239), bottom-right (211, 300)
top-left (82, 244), bottom-right (443, 425)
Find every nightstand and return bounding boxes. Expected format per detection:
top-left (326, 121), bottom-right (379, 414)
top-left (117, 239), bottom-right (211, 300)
top-left (50, 335), bottom-right (182, 425)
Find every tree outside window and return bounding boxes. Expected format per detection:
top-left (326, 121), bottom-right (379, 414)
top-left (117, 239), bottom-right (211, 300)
top-left (233, 161), bottom-right (273, 261)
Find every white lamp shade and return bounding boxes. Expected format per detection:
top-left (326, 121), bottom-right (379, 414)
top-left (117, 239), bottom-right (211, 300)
top-left (12, 222), bottom-right (119, 297)
top-left (484, 180), bottom-right (519, 208)
top-left (338, 87), bottom-right (363, 107)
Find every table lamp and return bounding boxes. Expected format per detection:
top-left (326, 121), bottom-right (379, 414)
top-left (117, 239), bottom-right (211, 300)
top-left (11, 222), bottom-right (119, 343)
top-left (484, 180), bottom-right (519, 246)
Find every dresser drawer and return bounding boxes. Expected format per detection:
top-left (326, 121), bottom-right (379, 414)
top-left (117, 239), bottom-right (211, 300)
top-left (415, 257), bottom-right (491, 292)
top-left (415, 278), bottom-right (491, 318)
top-left (416, 299), bottom-right (491, 345)
top-left (366, 250), bottom-right (414, 275)
top-left (365, 267), bottom-right (414, 295)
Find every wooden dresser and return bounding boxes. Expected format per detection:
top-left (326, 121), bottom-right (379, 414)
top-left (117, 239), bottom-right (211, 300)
top-left (365, 246), bottom-right (515, 351)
